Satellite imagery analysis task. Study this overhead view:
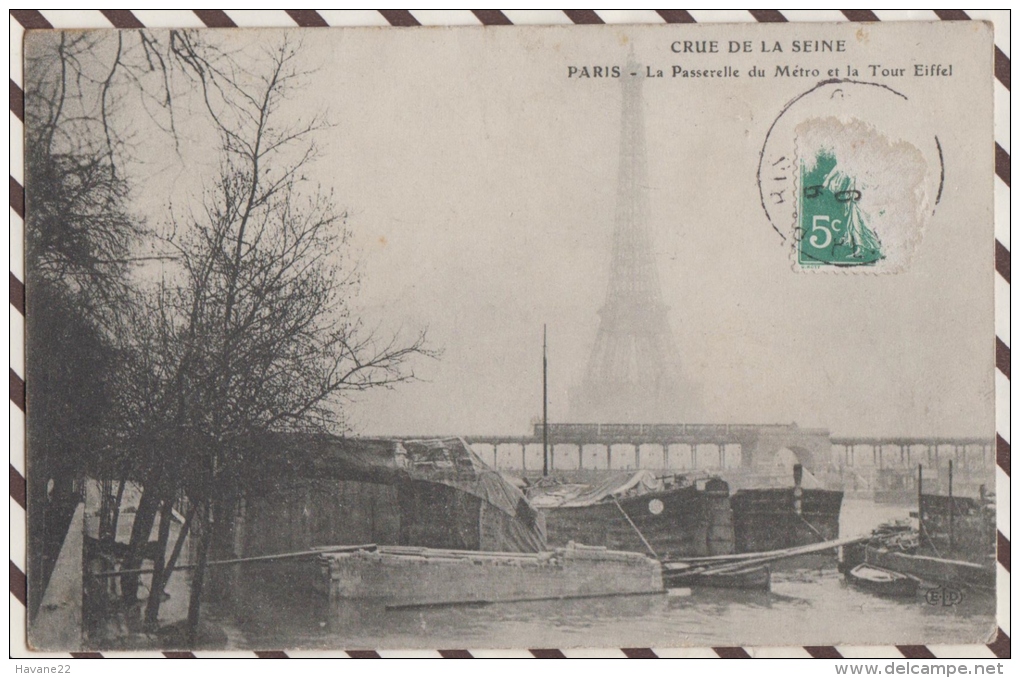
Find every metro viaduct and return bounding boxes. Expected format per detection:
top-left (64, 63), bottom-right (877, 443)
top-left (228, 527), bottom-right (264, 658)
top-left (830, 436), bottom-right (995, 470)
top-left (437, 425), bottom-right (994, 475)
top-left (463, 423), bottom-right (832, 472)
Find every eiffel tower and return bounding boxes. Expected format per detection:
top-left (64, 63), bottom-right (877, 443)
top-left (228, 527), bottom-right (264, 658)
top-left (570, 64), bottom-right (688, 423)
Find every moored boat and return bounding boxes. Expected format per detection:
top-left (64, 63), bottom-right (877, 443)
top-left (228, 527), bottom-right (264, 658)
top-left (532, 471), bottom-right (735, 560)
top-left (861, 547), bottom-right (994, 589)
top-left (663, 564), bottom-right (771, 591)
top-left (845, 563), bottom-right (918, 597)
top-left (730, 465), bottom-right (843, 554)
top-left (841, 486), bottom-right (996, 590)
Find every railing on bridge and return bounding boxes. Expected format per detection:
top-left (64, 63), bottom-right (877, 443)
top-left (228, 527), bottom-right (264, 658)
top-left (533, 422), bottom-right (803, 441)
top-left (830, 439), bottom-right (996, 471)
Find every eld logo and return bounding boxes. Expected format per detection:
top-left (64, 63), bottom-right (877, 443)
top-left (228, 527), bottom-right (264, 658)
top-left (925, 586), bottom-right (964, 606)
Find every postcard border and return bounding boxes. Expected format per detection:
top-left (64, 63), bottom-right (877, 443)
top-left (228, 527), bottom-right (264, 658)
top-left (8, 8), bottom-right (1010, 660)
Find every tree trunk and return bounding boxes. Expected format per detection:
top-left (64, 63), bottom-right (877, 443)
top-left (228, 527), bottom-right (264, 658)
top-left (143, 498), bottom-right (173, 631)
top-left (186, 499), bottom-right (212, 647)
top-left (26, 472), bottom-right (48, 620)
top-left (28, 474), bottom-right (78, 619)
top-left (163, 501), bottom-right (197, 582)
top-left (121, 482), bottom-right (160, 602)
top-left (207, 491), bottom-right (238, 603)
top-left (109, 470), bottom-right (130, 541)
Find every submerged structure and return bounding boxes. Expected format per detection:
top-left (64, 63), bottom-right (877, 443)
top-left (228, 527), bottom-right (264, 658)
top-left (232, 437), bottom-right (666, 609)
top-left (235, 436), bottom-right (545, 558)
top-left (316, 543), bottom-right (662, 608)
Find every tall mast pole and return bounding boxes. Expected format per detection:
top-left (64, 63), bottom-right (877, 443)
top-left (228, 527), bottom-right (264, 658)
top-left (917, 463), bottom-right (924, 550)
top-left (948, 459), bottom-right (954, 553)
top-left (543, 324), bottom-right (549, 477)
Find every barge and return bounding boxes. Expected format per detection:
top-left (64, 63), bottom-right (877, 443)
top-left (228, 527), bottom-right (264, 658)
top-left (314, 543), bottom-right (663, 608)
top-left (730, 464), bottom-right (843, 553)
top-left (532, 471), bottom-right (735, 559)
top-left (534, 464), bottom-right (843, 560)
top-left (730, 487), bottom-right (843, 552)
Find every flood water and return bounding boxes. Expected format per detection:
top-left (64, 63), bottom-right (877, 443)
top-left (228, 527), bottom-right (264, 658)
top-left (210, 500), bottom-right (996, 649)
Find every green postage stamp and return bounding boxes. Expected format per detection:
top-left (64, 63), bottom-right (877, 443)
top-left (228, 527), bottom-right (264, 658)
top-left (793, 108), bottom-right (938, 270)
top-left (760, 76), bottom-right (948, 273)
top-left (799, 144), bottom-right (884, 267)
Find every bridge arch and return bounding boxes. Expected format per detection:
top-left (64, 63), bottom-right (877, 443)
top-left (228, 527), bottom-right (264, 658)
top-left (740, 430), bottom-right (831, 474)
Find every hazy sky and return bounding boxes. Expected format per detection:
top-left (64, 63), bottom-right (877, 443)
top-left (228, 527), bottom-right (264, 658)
top-left (76, 23), bottom-right (995, 438)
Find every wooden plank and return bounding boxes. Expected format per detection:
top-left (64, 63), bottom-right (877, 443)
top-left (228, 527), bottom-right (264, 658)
top-left (664, 534), bottom-right (868, 573)
top-left (92, 543), bottom-right (378, 578)
top-left (866, 547), bottom-right (995, 587)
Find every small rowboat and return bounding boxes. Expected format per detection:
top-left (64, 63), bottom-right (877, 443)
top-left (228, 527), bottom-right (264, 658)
top-left (846, 563), bottom-right (918, 597)
top-left (664, 564), bottom-right (771, 591)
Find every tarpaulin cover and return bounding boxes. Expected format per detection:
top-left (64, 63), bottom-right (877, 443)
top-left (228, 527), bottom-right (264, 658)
top-left (399, 438), bottom-right (546, 552)
top-left (531, 470), bottom-right (665, 508)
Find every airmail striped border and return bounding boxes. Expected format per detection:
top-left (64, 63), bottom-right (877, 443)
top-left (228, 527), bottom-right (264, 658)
top-left (8, 9), bottom-right (1011, 660)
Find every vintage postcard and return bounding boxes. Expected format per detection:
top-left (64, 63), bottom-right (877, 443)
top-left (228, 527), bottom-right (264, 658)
top-left (19, 18), bottom-right (1001, 655)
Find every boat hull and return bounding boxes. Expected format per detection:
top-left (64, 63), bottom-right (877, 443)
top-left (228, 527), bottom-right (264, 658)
top-left (731, 488), bottom-right (843, 553)
top-left (664, 565), bottom-right (771, 591)
top-left (863, 547), bottom-right (995, 589)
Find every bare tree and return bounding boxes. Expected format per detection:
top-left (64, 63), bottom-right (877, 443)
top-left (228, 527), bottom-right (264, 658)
top-left (25, 30), bottom-right (211, 627)
top-left (125, 38), bottom-right (433, 642)
top-left (23, 30), bottom-right (249, 620)
top-left (26, 29), bottom-right (432, 645)
top-left (23, 32), bottom-right (144, 618)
